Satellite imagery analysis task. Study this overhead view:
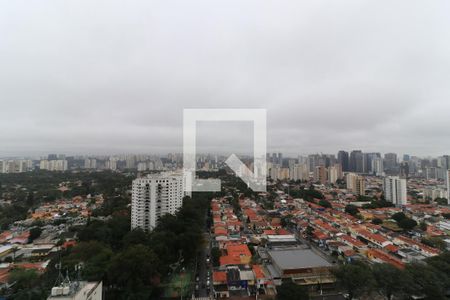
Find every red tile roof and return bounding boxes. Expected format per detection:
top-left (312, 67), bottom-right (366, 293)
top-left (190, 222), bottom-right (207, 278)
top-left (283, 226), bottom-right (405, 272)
top-left (213, 271), bottom-right (227, 283)
top-left (252, 265), bottom-right (265, 279)
top-left (226, 244), bottom-right (252, 257)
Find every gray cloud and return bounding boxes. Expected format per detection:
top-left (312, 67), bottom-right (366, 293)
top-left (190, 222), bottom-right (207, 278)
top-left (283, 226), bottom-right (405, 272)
top-left (1, 0), bottom-right (450, 157)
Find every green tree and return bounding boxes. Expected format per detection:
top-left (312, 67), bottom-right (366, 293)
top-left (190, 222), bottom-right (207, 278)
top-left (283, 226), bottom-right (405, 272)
top-left (305, 225), bottom-right (314, 238)
top-left (122, 228), bottom-right (150, 248)
top-left (398, 218), bottom-right (417, 230)
top-left (211, 247), bottom-right (221, 267)
top-left (372, 263), bottom-right (410, 300)
top-left (371, 218), bottom-right (383, 225)
top-left (107, 244), bottom-right (160, 299)
top-left (425, 252), bottom-right (450, 281)
top-left (318, 199), bottom-right (332, 208)
top-left (391, 212), bottom-right (406, 222)
top-left (276, 280), bottom-right (309, 300)
top-left (64, 241), bottom-right (113, 281)
top-left (345, 205), bottom-right (359, 217)
top-left (435, 198), bottom-right (448, 206)
top-left (333, 263), bottom-right (375, 300)
top-left (9, 269), bottom-right (39, 289)
top-left (405, 263), bottom-right (448, 299)
top-left (419, 221), bottom-right (428, 231)
top-left (421, 237), bottom-right (446, 251)
top-left (29, 226), bottom-right (42, 242)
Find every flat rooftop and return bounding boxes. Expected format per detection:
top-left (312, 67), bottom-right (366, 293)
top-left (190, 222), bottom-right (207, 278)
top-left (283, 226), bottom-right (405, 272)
top-left (268, 248), bottom-right (331, 270)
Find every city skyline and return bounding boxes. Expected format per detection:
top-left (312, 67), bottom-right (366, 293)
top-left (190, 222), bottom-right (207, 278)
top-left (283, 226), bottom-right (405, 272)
top-left (0, 150), bottom-right (448, 160)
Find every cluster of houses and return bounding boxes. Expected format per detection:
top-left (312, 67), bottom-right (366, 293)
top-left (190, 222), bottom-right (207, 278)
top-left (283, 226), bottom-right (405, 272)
top-left (0, 195), bottom-right (102, 290)
top-left (208, 179), bottom-right (450, 298)
top-left (210, 196), bottom-right (336, 298)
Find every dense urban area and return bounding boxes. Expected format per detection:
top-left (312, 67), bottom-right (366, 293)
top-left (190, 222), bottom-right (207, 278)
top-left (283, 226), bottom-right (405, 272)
top-left (0, 152), bottom-right (449, 300)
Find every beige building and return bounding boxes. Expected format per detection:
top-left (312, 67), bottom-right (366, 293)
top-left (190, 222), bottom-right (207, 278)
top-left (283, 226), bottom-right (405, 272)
top-left (314, 166), bottom-right (327, 184)
top-left (346, 173), bottom-right (365, 195)
top-left (328, 164), bottom-right (343, 184)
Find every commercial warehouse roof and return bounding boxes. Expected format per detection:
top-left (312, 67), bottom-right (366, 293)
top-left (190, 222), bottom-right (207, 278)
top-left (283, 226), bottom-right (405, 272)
top-left (268, 248), bottom-right (331, 270)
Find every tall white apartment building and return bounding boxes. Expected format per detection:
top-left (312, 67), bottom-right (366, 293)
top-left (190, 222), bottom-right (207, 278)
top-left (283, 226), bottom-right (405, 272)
top-left (372, 157), bottom-right (384, 176)
top-left (328, 164), bottom-right (343, 184)
top-left (40, 160), bottom-right (68, 171)
top-left (0, 159), bottom-right (32, 173)
top-left (383, 176), bottom-right (407, 207)
top-left (0, 160), bottom-right (6, 173)
top-left (131, 173), bottom-right (186, 232)
top-left (84, 158), bottom-right (97, 169)
top-left (289, 163), bottom-right (309, 181)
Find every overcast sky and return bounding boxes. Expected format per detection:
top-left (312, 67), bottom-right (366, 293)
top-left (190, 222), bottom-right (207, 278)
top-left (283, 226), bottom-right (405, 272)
top-left (1, 1), bottom-right (450, 157)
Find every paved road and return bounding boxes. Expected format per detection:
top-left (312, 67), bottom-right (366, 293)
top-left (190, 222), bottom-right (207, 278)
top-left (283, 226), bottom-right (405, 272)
top-left (196, 230), bottom-right (211, 298)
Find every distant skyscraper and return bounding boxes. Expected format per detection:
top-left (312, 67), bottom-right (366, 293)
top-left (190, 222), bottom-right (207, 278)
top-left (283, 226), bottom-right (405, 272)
top-left (350, 150), bottom-right (364, 173)
top-left (438, 155), bottom-right (450, 170)
top-left (278, 153), bottom-right (282, 162)
top-left (400, 162), bottom-right (409, 179)
top-left (131, 173), bottom-right (186, 231)
top-left (383, 176), bottom-right (407, 207)
top-left (48, 154), bottom-right (58, 160)
top-left (289, 163), bottom-right (309, 181)
top-left (84, 158), bottom-right (96, 169)
top-left (126, 155), bottom-right (136, 169)
top-left (384, 153), bottom-right (398, 171)
top-left (372, 157), bottom-right (384, 176)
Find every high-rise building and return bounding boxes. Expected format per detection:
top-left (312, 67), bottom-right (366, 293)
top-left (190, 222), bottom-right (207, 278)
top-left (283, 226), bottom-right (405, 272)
top-left (48, 154), bottom-right (58, 160)
top-left (423, 188), bottom-right (446, 201)
top-left (0, 160), bottom-right (5, 173)
top-left (443, 155), bottom-right (450, 170)
top-left (349, 150), bottom-right (364, 173)
top-left (278, 153), bottom-right (283, 166)
top-left (346, 173), bottom-right (365, 195)
top-left (289, 163), bottom-right (309, 181)
top-left (131, 173), bottom-right (186, 231)
top-left (107, 157), bottom-right (118, 170)
top-left (400, 162), bottom-right (409, 179)
top-left (372, 157), bottom-right (384, 176)
top-left (337, 151), bottom-right (349, 172)
top-left (84, 158), bottom-right (97, 169)
top-left (328, 164), bottom-right (343, 184)
top-left (384, 153), bottom-right (398, 172)
top-left (363, 153), bottom-right (380, 174)
top-left (314, 166), bottom-right (327, 184)
top-left (39, 159), bottom-right (67, 171)
top-left (383, 176), bottom-right (407, 207)
top-left (308, 154), bottom-right (327, 172)
top-left (272, 153), bottom-right (277, 164)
